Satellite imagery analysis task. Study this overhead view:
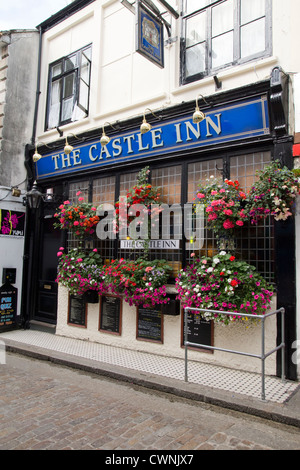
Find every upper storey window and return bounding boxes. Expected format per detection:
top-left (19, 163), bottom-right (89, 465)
top-left (46, 45), bottom-right (92, 130)
top-left (181, 0), bottom-right (271, 84)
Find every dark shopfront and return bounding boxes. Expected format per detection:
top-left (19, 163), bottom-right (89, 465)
top-left (23, 70), bottom-right (297, 380)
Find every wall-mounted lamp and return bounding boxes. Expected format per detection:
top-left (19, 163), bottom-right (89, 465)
top-left (192, 94), bottom-right (208, 124)
top-left (64, 136), bottom-right (74, 155)
top-left (100, 126), bottom-right (110, 147)
top-left (140, 109), bottom-right (161, 135)
top-left (24, 182), bottom-right (64, 209)
top-left (100, 123), bottom-right (117, 147)
top-left (11, 187), bottom-right (21, 197)
top-left (24, 181), bottom-right (44, 210)
top-left (64, 133), bottom-right (85, 154)
top-left (32, 141), bottom-right (54, 162)
top-left (33, 144), bottom-right (42, 163)
top-left (140, 113), bottom-right (152, 135)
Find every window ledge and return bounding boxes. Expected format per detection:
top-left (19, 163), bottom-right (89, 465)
top-left (172, 56), bottom-right (278, 98)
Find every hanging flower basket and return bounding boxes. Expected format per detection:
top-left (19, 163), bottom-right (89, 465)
top-left (56, 247), bottom-right (106, 297)
top-left (83, 289), bottom-right (99, 304)
top-left (101, 258), bottom-right (172, 308)
top-left (175, 251), bottom-right (273, 325)
top-left (195, 176), bottom-right (248, 238)
top-left (245, 160), bottom-right (300, 224)
top-left (54, 192), bottom-right (99, 240)
top-left (114, 166), bottom-right (162, 239)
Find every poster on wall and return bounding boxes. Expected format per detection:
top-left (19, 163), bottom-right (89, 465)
top-left (68, 295), bottom-right (87, 327)
top-left (135, 0), bottom-right (164, 68)
top-left (137, 305), bottom-right (163, 343)
top-left (99, 295), bottom-right (122, 334)
top-left (0, 210), bottom-right (25, 237)
top-left (0, 283), bottom-right (18, 331)
top-left (183, 311), bottom-right (213, 351)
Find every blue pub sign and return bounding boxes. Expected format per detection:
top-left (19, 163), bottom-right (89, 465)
top-left (135, 0), bottom-right (164, 68)
top-left (35, 96), bottom-right (270, 181)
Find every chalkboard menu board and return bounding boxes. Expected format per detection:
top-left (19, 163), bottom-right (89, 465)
top-left (99, 295), bottom-right (122, 335)
top-left (0, 283), bottom-right (17, 331)
top-left (137, 306), bottom-right (163, 343)
top-left (183, 311), bottom-right (213, 350)
top-left (68, 295), bottom-right (87, 327)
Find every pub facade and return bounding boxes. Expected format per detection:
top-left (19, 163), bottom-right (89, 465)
top-left (23, 0), bottom-right (300, 380)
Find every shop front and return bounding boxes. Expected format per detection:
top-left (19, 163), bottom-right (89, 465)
top-left (24, 75), bottom-right (297, 380)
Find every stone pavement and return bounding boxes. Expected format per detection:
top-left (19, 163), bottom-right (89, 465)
top-left (3, 353), bottom-right (300, 450)
top-left (1, 327), bottom-right (300, 429)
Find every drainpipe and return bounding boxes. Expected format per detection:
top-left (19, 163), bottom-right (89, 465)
top-left (20, 26), bottom-right (43, 329)
top-left (31, 25), bottom-right (42, 151)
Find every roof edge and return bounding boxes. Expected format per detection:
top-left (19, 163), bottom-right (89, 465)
top-left (37, 0), bottom-right (96, 32)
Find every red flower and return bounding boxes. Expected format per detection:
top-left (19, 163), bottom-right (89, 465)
top-left (229, 256), bottom-right (235, 261)
top-left (230, 279), bottom-right (238, 287)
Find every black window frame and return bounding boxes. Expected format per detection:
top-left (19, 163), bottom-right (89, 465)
top-left (180, 0), bottom-right (272, 85)
top-left (65, 147), bottom-right (275, 284)
top-left (45, 44), bottom-right (92, 131)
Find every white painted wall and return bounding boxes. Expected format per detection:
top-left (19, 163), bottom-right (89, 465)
top-left (36, 0), bottom-right (300, 144)
top-left (56, 285), bottom-right (277, 376)
top-left (35, 0), bottom-right (299, 375)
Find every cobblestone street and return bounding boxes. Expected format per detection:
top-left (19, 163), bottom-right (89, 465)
top-left (0, 353), bottom-right (300, 452)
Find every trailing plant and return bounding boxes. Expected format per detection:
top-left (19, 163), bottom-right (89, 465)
top-left (101, 258), bottom-right (172, 308)
top-left (175, 251), bottom-right (273, 325)
top-left (54, 191), bottom-right (99, 240)
top-left (56, 247), bottom-right (106, 296)
top-left (245, 160), bottom-right (300, 224)
top-left (114, 167), bottom-right (162, 255)
top-left (195, 176), bottom-right (248, 236)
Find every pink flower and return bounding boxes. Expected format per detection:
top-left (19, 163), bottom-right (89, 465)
top-left (76, 191), bottom-right (81, 196)
top-left (78, 197), bottom-right (84, 202)
top-left (236, 220), bottom-right (244, 226)
top-left (197, 193), bottom-right (205, 199)
top-left (223, 209), bottom-right (233, 216)
top-left (63, 200), bottom-right (70, 205)
top-left (77, 258), bottom-right (83, 262)
top-left (57, 251), bottom-right (63, 257)
top-left (223, 219), bottom-right (234, 229)
top-left (191, 253), bottom-right (195, 257)
top-left (74, 221), bottom-right (79, 226)
top-left (59, 247), bottom-right (64, 251)
top-left (93, 248), bottom-right (98, 252)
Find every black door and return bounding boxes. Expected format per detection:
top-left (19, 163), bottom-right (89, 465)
top-left (34, 213), bottom-right (62, 324)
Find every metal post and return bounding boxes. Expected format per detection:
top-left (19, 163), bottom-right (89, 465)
top-left (184, 308), bottom-right (188, 382)
top-left (261, 315), bottom-right (266, 401)
top-left (281, 308), bottom-right (285, 382)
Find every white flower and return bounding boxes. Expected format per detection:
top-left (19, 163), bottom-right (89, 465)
top-left (207, 267), bottom-right (214, 273)
top-left (213, 258), bottom-right (220, 264)
top-left (219, 251), bottom-right (226, 256)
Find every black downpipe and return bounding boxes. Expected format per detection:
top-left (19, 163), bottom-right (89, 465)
top-left (20, 26), bottom-right (43, 328)
top-left (31, 26), bottom-right (42, 147)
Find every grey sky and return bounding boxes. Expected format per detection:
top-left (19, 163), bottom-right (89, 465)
top-left (0, 0), bottom-right (73, 30)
